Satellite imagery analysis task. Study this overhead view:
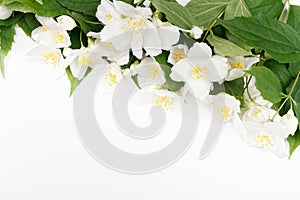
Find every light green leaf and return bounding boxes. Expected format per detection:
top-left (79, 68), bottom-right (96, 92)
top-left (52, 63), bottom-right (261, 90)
top-left (207, 34), bottom-right (252, 56)
top-left (151, 0), bottom-right (195, 29)
top-left (4, 2), bottom-right (36, 13)
top-left (186, 0), bottom-right (231, 29)
top-left (246, 67), bottom-right (282, 103)
top-left (245, 0), bottom-right (284, 18)
top-left (218, 15), bottom-right (300, 63)
top-left (0, 24), bottom-right (16, 78)
top-left (66, 67), bottom-right (81, 96)
top-left (288, 129), bottom-right (300, 158)
top-left (224, 0), bottom-right (251, 20)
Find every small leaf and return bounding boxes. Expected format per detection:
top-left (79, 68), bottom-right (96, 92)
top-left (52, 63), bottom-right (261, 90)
top-left (0, 24), bottom-right (16, 78)
top-left (66, 67), bottom-right (81, 96)
top-left (288, 129), bottom-right (300, 158)
top-left (218, 15), bottom-right (300, 63)
top-left (246, 67), bottom-right (282, 103)
top-left (207, 35), bottom-right (252, 56)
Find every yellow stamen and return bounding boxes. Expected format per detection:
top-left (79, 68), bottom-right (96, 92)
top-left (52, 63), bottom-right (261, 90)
top-left (217, 106), bottom-right (232, 120)
top-left (42, 52), bottom-right (59, 67)
top-left (42, 25), bottom-right (48, 32)
top-left (192, 65), bottom-right (208, 80)
top-left (106, 13), bottom-right (112, 20)
top-left (105, 72), bottom-right (117, 86)
top-left (155, 95), bottom-right (173, 110)
top-left (54, 32), bottom-right (65, 44)
top-left (231, 60), bottom-right (243, 69)
top-left (173, 51), bottom-right (185, 62)
top-left (253, 109), bottom-right (262, 117)
top-left (77, 56), bottom-right (94, 67)
top-left (254, 134), bottom-right (274, 148)
top-left (122, 17), bottom-right (144, 31)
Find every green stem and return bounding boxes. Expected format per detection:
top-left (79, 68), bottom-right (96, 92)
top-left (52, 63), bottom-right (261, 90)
top-left (201, 10), bottom-right (225, 42)
top-left (271, 71), bottom-right (300, 121)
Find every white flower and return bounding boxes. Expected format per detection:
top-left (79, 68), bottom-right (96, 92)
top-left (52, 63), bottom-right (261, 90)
top-left (211, 93), bottom-right (241, 122)
top-left (241, 106), bottom-right (298, 157)
top-left (175, 0), bottom-right (191, 6)
top-left (32, 15), bottom-right (76, 48)
top-left (96, 0), bottom-right (180, 61)
top-left (190, 26), bottom-right (203, 39)
top-left (27, 45), bottom-right (66, 77)
top-left (225, 56), bottom-right (259, 81)
top-left (98, 62), bottom-right (123, 94)
top-left (63, 44), bottom-right (106, 80)
top-left (170, 42), bottom-right (228, 100)
top-left (0, 5), bottom-right (13, 20)
top-left (168, 44), bottom-right (189, 65)
top-left (134, 57), bottom-right (165, 85)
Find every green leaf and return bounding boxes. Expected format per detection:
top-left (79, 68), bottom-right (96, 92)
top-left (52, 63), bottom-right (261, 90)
top-left (57, 0), bottom-right (100, 16)
top-left (155, 51), bottom-right (184, 92)
top-left (288, 129), bottom-right (300, 158)
top-left (245, 0), bottom-right (284, 18)
top-left (0, 24), bottom-right (16, 78)
top-left (69, 11), bottom-right (103, 34)
top-left (289, 62), bottom-right (300, 79)
top-left (226, 31), bottom-right (253, 51)
top-left (131, 74), bottom-right (141, 89)
top-left (224, 77), bottom-right (245, 97)
top-left (66, 67), bottom-right (81, 96)
top-left (151, 0), bottom-right (195, 29)
top-left (264, 60), bottom-right (292, 89)
top-left (18, 13), bottom-right (40, 36)
top-left (224, 0), bottom-right (251, 20)
top-left (294, 102), bottom-right (300, 126)
top-left (218, 15), bottom-right (300, 63)
top-left (186, 0), bottom-right (231, 29)
top-left (246, 67), bottom-right (282, 103)
top-left (0, 12), bottom-right (23, 27)
top-left (288, 6), bottom-right (300, 35)
top-left (207, 34), bottom-right (252, 56)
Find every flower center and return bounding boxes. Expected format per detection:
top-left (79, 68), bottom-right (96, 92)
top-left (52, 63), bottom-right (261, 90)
top-left (54, 32), bottom-right (65, 44)
top-left (42, 25), bottom-right (48, 32)
top-left (192, 65), bottom-right (208, 80)
top-left (78, 55), bottom-right (94, 67)
top-left (173, 51), bottom-right (185, 62)
top-left (231, 60), bottom-right (243, 69)
top-left (42, 51), bottom-right (59, 67)
top-left (105, 72), bottom-right (117, 86)
top-left (122, 17), bottom-right (144, 31)
top-left (217, 106), bottom-right (231, 120)
top-left (147, 66), bottom-right (159, 80)
top-left (252, 108), bottom-right (262, 117)
top-left (155, 95), bottom-right (173, 110)
top-left (106, 13), bottom-right (112, 20)
top-left (254, 133), bottom-right (274, 148)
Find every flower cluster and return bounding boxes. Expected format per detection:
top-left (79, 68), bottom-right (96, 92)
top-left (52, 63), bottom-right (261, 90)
top-left (1, 0), bottom-right (300, 158)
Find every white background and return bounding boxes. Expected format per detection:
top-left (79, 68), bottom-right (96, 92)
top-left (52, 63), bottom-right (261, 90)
top-left (1, 28), bottom-right (300, 200)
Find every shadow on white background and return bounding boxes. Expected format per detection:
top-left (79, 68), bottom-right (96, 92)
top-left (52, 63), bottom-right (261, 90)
top-left (1, 28), bottom-right (300, 200)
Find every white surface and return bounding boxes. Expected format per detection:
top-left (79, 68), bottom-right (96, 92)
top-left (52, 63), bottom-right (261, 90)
top-left (1, 29), bottom-right (300, 200)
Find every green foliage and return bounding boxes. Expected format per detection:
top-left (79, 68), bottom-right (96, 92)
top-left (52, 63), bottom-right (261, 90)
top-left (289, 62), bottom-right (300, 79)
top-left (66, 67), bottom-right (81, 96)
top-left (246, 67), bottom-right (282, 104)
top-left (0, 12), bottom-right (22, 26)
top-left (264, 60), bottom-right (292, 89)
top-left (207, 34), bottom-right (252, 56)
top-left (224, 0), bottom-right (251, 20)
top-left (218, 15), bottom-right (300, 63)
top-left (155, 51), bottom-right (184, 92)
top-left (245, 0), bottom-right (284, 18)
top-left (58, 0), bottom-right (100, 16)
top-left (0, 24), bottom-right (16, 78)
top-left (288, 129), bottom-right (300, 158)
top-left (18, 13), bottom-right (40, 36)
top-left (69, 11), bottom-right (103, 34)
top-left (224, 78), bottom-right (245, 97)
top-left (288, 6), bottom-right (300, 35)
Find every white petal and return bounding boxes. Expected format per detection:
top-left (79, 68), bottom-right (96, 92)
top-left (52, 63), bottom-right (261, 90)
top-left (56, 15), bottom-right (77, 31)
top-left (131, 32), bottom-right (143, 59)
top-left (36, 15), bottom-right (57, 26)
top-left (187, 42), bottom-right (212, 64)
top-left (158, 23), bottom-right (180, 50)
top-left (96, 0), bottom-right (121, 24)
top-left (225, 68), bottom-right (244, 81)
top-left (207, 55), bottom-right (228, 82)
top-left (170, 59), bottom-right (193, 82)
top-left (187, 78), bottom-right (211, 100)
top-left (143, 27), bottom-right (162, 57)
top-left (113, 0), bottom-right (139, 16)
top-left (190, 26), bottom-right (203, 39)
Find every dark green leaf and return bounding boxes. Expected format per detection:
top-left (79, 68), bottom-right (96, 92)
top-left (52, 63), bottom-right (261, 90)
top-left (264, 60), bottom-right (292, 89)
top-left (288, 129), bottom-right (300, 158)
top-left (289, 62), bottom-right (300, 79)
top-left (246, 67), bottom-right (282, 103)
top-left (57, 0), bottom-right (100, 16)
top-left (218, 15), bottom-right (300, 63)
top-left (69, 11), bottom-right (103, 34)
top-left (287, 5), bottom-right (300, 34)
top-left (18, 13), bottom-right (40, 36)
top-left (245, 0), bottom-right (284, 18)
top-left (224, 77), bottom-right (245, 97)
top-left (0, 12), bottom-right (22, 27)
